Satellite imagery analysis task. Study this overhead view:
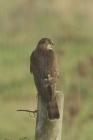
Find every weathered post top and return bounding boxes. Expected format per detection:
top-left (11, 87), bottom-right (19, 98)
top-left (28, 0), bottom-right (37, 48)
top-left (35, 91), bottom-right (64, 140)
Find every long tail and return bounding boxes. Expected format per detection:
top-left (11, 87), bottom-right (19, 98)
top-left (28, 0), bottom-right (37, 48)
top-left (46, 86), bottom-right (60, 120)
top-left (47, 99), bottom-right (60, 119)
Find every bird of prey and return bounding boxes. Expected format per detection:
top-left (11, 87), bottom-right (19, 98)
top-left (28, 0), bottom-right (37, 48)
top-left (30, 38), bottom-right (60, 119)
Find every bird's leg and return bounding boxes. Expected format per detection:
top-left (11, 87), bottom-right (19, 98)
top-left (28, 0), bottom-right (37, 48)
top-left (47, 74), bottom-right (57, 86)
top-left (41, 74), bottom-right (57, 87)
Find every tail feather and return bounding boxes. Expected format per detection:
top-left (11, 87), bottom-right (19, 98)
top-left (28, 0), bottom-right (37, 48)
top-left (47, 99), bottom-right (60, 120)
top-left (45, 86), bottom-right (60, 119)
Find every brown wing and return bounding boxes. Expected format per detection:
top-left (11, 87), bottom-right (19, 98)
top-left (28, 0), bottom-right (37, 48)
top-left (47, 49), bottom-right (58, 79)
top-left (30, 49), bottom-right (47, 98)
top-left (30, 50), bottom-right (37, 74)
top-left (30, 49), bottom-right (58, 94)
top-left (30, 48), bottom-right (60, 119)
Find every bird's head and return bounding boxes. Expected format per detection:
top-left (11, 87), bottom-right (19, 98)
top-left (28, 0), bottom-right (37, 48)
top-left (37, 38), bottom-right (54, 49)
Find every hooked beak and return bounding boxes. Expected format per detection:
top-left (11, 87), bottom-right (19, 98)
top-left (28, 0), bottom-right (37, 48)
top-left (51, 42), bottom-right (54, 45)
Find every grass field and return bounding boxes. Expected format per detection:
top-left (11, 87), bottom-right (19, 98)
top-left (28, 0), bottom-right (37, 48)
top-left (0, 0), bottom-right (93, 140)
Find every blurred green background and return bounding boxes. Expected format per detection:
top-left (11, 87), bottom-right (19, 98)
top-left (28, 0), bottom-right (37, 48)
top-left (0, 0), bottom-right (93, 140)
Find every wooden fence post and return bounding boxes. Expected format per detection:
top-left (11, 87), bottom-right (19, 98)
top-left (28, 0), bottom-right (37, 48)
top-left (35, 91), bottom-right (64, 140)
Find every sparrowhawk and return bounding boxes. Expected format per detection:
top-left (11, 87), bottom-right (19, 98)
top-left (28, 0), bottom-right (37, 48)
top-left (30, 38), bottom-right (60, 119)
